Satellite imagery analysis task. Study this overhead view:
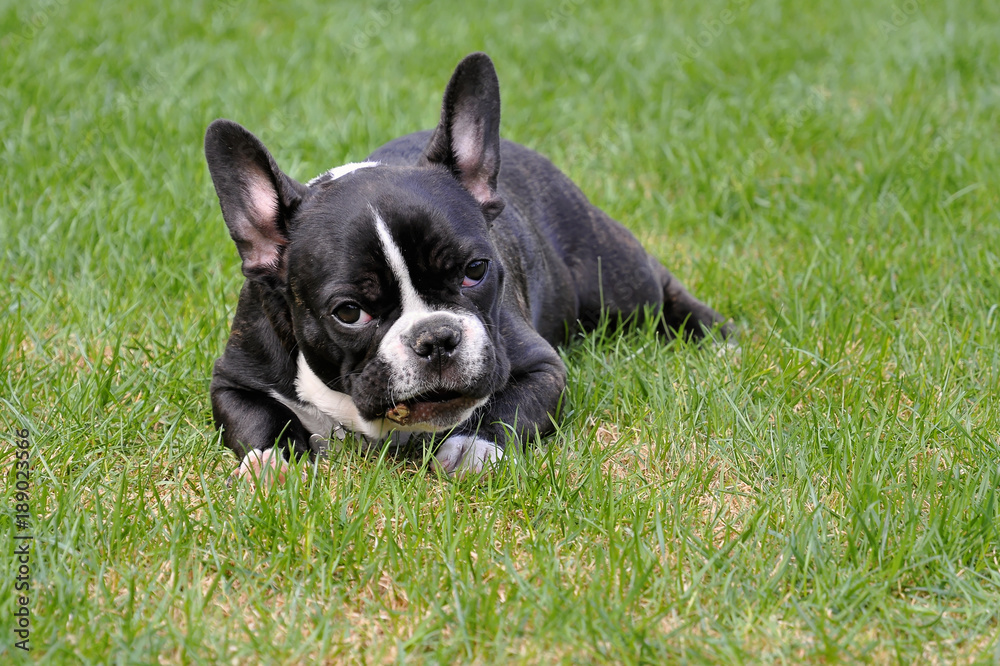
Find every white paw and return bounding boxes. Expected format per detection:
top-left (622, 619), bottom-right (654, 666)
top-left (231, 448), bottom-right (294, 487)
top-left (434, 435), bottom-right (504, 476)
top-left (715, 336), bottom-right (741, 358)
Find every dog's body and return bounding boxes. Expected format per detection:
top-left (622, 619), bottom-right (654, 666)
top-left (205, 53), bottom-right (730, 477)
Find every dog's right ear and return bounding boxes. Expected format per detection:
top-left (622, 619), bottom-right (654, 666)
top-left (204, 119), bottom-right (306, 285)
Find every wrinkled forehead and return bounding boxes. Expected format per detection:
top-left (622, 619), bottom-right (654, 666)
top-left (288, 163), bottom-right (493, 293)
top-left (300, 163), bottom-right (490, 244)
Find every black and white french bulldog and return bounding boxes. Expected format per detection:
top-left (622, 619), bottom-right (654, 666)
top-left (205, 52), bottom-right (732, 482)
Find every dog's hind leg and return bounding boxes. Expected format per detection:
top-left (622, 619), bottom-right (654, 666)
top-left (655, 263), bottom-right (734, 342)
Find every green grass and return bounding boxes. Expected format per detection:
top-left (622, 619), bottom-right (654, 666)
top-left (2, 0), bottom-right (999, 662)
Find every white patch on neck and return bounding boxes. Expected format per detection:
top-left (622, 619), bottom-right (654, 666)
top-left (292, 353), bottom-right (392, 439)
top-left (268, 356), bottom-right (382, 440)
top-left (372, 209), bottom-right (429, 316)
top-left (307, 161), bottom-right (379, 186)
top-left (270, 353), bottom-right (440, 444)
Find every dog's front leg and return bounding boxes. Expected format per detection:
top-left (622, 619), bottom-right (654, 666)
top-left (211, 385), bottom-right (312, 483)
top-left (435, 327), bottom-right (567, 475)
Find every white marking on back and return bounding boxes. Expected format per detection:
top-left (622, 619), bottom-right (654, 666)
top-left (307, 161), bottom-right (379, 186)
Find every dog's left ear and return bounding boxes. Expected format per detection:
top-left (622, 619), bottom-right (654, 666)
top-left (421, 52), bottom-right (505, 222)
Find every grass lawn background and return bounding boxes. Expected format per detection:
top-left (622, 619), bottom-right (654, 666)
top-left (2, 0), bottom-right (999, 662)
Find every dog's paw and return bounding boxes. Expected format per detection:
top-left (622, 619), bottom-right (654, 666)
top-left (715, 335), bottom-right (741, 358)
top-left (433, 435), bottom-right (504, 477)
top-left (710, 322), bottom-right (740, 357)
top-left (230, 448), bottom-right (298, 488)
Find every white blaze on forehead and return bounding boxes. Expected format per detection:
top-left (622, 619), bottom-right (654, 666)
top-left (372, 208), bottom-right (429, 316)
top-left (306, 161), bottom-right (379, 186)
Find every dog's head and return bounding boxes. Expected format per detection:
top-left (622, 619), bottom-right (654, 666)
top-left (205, 53), bottom-right (512, 437)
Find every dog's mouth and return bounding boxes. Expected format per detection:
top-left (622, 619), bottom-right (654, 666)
top-left (385, 388), bottom-right (480, 426)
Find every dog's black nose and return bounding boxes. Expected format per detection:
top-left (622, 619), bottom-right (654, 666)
top-left (409, 317), bottom-right (462, 363)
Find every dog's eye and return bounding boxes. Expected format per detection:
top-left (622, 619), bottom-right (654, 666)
top-left (332, 303), bottom-right (372, 325)
top-left (462, 259), bottom-right (489, 287)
